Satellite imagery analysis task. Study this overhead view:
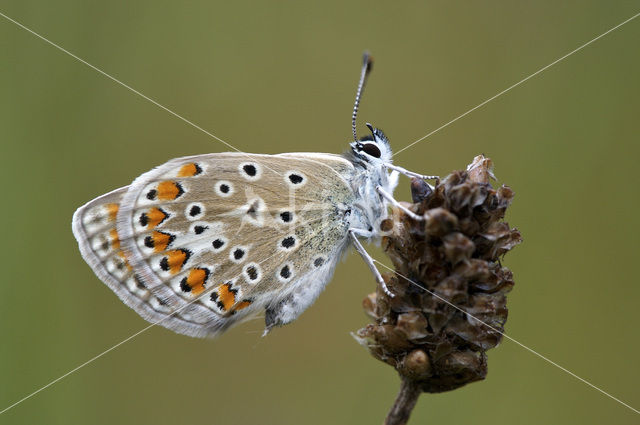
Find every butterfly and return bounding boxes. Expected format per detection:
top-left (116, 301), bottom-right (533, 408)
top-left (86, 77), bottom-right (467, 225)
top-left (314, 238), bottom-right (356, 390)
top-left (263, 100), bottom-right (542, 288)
top-left (72, 52), bottom-right (436, 338)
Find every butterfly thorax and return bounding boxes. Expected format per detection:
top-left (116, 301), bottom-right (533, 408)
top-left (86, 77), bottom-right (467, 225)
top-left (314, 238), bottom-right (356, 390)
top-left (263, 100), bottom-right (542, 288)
top-left (346, 160), bottom-right (397, 238)
top-left (345, 127), bottom-right (398, 238)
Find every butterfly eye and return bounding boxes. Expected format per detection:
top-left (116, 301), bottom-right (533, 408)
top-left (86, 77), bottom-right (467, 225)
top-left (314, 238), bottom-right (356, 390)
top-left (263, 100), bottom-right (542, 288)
top-left (361, 143), bottom-right (381, 158)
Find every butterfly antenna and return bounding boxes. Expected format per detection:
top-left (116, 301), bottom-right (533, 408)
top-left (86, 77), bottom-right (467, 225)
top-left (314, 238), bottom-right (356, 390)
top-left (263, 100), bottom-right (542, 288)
top-left (352, 51), bottom-right (374, 142)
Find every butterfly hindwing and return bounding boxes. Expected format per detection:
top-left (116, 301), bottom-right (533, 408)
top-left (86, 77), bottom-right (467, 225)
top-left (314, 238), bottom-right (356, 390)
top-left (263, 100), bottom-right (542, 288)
top-left (72, 153), bottom-right (358, 337)
top-left (72, 186), bottom-right (201, 333)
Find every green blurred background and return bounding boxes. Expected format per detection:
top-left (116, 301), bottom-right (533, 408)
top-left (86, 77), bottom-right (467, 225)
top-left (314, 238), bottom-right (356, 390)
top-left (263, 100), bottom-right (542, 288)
top-left (1, 1), bottom-right (639, 424)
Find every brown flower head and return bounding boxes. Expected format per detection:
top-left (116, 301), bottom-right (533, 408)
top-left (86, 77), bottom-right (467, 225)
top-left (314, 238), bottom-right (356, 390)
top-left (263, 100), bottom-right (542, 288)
top-left (355, 155), bottom-right (522, 393)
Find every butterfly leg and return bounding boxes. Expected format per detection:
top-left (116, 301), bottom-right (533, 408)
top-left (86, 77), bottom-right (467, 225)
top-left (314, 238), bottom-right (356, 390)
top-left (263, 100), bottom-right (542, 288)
top-left (384, 163), bottom-right (438, 181)
top-left (349, 229), bottom-right (394, 297)
top-left (376, 186), bottom-right (424, 221)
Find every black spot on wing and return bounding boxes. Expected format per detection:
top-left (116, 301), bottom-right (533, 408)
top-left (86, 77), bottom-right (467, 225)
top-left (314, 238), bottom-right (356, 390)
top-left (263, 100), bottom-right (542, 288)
top-left (189, 205), bottom-right (201, 216)
top-left (280, 265), bottom-right (291, 279)
top-left (243, 164), bottom-right (257, 176)
top-left (246, 266), bottom-right (258, 280)
top-left (233, 248), bottom-right (245, 260)
top-left (194, 225), bottom-right (207, 235)
top-left (281, 236), bottom-right (295, 249)
top-left (280, 211), bottom-right (292, 222)
top-left (288, 173), bottom-right (303, 184)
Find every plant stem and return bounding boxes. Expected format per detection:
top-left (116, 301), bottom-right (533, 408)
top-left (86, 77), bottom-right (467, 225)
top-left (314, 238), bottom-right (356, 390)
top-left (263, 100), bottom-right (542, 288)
top-left (384, 377), bottom-right (422, 425)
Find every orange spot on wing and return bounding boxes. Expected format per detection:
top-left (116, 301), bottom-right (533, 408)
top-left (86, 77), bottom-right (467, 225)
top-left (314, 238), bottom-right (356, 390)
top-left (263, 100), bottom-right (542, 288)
top-left (232, 300), bottom-right (252, 312)
top-left (152, 230), bottom-right (172, 252)
top-left (166, 249), bottom-right (189, 274)
top-left (185, 268), bottom-right (208, 295)
top-left (217, 283), bottom-right (236, 311)
top-left (147, 207), bottom-right (168, 228)
top-left (109, 228), bottom-right (120, 249)
top-left (117, 250), bottom-right (132, 269)
top-left (106, 203), bottom-right (119, 221)
top-left (157, 181), bottom-right (183, 201)
top-left (178, 163), bottom-right (200, 177)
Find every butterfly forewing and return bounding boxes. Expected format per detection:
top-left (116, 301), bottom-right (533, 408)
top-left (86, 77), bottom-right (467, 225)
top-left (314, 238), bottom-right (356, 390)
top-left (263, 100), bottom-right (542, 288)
top-left (74, 153), bottom-right (357, 337)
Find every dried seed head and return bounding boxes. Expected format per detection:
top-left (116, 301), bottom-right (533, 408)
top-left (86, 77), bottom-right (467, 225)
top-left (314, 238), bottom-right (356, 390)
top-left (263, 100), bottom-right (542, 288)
top-left (355, 155), bottom-right (521, 393)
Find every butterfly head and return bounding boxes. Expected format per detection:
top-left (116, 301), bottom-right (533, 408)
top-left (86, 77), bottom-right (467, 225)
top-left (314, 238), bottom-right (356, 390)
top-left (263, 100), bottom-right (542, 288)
top-left (350, 123), bottom-right (392, 164)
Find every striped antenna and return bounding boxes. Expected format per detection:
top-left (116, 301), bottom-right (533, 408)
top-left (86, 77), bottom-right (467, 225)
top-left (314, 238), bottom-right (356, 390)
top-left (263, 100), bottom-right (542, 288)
top-left (352, 51), bottom-right (374, 142)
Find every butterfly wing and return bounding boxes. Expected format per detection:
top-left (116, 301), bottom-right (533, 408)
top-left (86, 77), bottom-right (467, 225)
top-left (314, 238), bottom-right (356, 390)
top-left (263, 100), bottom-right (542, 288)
top-left (72, 187), bottom-right (188, 329)
top-left (73, 153), bottom-right (357, 337)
